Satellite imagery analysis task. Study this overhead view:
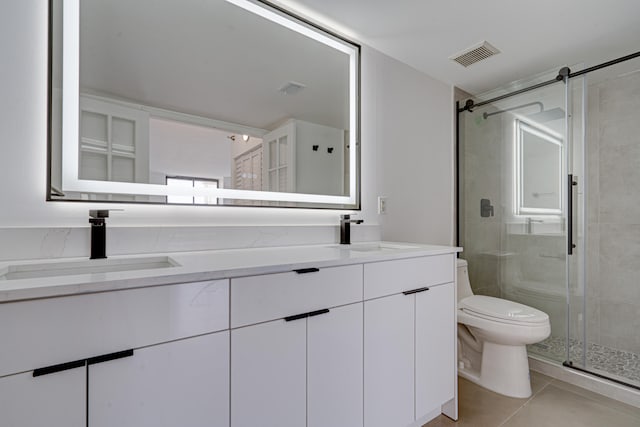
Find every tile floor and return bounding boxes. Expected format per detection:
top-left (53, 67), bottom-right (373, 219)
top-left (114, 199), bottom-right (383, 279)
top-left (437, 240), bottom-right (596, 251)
top-left (425, 371), bottom-right (640, 427)
top-left (529, 336), bottom-right (640, 387)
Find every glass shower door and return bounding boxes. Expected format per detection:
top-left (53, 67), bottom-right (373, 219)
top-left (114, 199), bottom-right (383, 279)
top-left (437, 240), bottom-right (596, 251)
top-left (565, 56), bottom-right (640, 388)
top-left (458, 73), bottom-right (572, 364)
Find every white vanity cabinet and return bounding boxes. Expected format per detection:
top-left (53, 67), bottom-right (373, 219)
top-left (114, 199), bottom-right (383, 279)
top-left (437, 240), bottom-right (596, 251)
top-left (364, 255), bottom-right (456, 427)
top-left (231, 316), bottom-right (307, 427)
top-left (0, 246), bottom-right (458, 427)
top-left (88, 331), bottom-right (230, 427)
top-left (230, 265), bottom-right (363, 427)
top-left (0, 365), bottom-right (86, 427)
top-left (415, 282), bottom-right (456, 418)
top-left (0, 279), bottom-right (230, 427)
top-left (307, 303), bottom-right (363, 427)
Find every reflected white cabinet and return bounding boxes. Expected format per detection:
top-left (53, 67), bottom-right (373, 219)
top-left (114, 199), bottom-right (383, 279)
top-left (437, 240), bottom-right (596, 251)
top-left (78, 96), bottom-right (150, 201)
top-left (89, 332), bottom-right (230, 427)
top-left (0, 366), bottom-right (85, 427)
top-left (262, 121), bottom-right (296, 193)
top-left (262, 119), bottom-right (347, 197)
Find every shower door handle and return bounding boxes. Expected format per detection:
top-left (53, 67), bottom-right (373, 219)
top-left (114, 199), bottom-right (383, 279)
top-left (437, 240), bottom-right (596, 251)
top-left (567, 174), bottom-right (577, 255)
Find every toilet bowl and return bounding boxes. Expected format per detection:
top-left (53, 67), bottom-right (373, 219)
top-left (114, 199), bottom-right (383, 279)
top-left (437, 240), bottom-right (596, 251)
top-left (456, 259), bottom-right (550, 398)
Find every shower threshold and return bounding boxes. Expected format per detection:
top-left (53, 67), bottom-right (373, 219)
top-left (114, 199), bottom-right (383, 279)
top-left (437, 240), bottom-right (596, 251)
top-left (529, 336), bottom-right (640, 389)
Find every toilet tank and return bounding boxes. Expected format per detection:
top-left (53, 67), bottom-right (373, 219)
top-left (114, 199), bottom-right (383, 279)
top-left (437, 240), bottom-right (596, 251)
top-left (456, 258), bottom-right (474, 302)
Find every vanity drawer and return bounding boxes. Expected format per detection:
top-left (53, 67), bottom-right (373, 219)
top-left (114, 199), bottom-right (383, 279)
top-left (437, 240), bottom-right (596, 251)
top-left (364, 254), bottom-right (454, 300)
top-left (231, 264), bottom-right (362, 328)
top-left (0, 279), bottom-right (228, 377)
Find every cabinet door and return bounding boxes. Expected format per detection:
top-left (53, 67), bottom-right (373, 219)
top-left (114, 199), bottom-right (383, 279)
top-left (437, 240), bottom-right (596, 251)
top-left (0, 367), bottom-right (85, 427)
top-left (308, 303), bottom-right (363, 427)
top-left (88, 332), bottom-right (229, 427)
top-left (364, 294), bottom-right (415, 427)
top-left (231, 319), bottom-right (306, 427)
top-left (262, 121), bottom-right (295, 193)
top-left (415, 283), bottom-right (455, 418)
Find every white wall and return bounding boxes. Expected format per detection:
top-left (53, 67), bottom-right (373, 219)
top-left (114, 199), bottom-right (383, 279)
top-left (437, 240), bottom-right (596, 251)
top-left (295, 120), bottom-right (344, 196)
top-left (149, 118), bottom-right (232, 185)
top-left (365, 48), bottom-right (455, 245)
top-left (0, 1), bottom-right (454, 259)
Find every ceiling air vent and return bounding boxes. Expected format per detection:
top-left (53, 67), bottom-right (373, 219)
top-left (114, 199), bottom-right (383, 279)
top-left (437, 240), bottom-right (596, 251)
top-left (450, 41), bottom-right (500, 68)
top-left (278, 81), bottom-right (306, 96)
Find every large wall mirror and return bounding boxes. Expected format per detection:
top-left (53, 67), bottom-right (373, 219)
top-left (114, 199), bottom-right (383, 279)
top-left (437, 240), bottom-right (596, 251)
top-left (48, 0), bottom-right (360, 209)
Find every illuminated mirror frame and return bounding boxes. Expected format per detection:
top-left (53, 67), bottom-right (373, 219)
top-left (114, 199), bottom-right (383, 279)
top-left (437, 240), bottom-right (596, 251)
top-left (514, 119), bottom-right (563, 216)
top-left (58, 0), bottom-right (360, 207)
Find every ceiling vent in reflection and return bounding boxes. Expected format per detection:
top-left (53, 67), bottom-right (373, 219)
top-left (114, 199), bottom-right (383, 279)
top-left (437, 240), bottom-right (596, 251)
top-left (278, 81), bottom-right (306, 95)
top-left (449, 41), bottom-right (500, 67)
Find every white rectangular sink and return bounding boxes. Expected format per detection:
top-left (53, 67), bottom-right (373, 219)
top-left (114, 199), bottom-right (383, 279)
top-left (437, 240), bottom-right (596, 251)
top-left (0, 256), bottom-right (179, 281)
top-left (341, 243), bottom-right (421, 252)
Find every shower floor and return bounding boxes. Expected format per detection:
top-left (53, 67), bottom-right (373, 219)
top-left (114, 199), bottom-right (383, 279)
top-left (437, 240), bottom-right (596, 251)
top-left (529, 336), bottom-right (640, 386)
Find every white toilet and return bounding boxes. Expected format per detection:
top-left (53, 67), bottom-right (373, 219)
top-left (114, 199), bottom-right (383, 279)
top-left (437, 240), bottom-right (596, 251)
top-left (456, 258), bottom-right (550, 398)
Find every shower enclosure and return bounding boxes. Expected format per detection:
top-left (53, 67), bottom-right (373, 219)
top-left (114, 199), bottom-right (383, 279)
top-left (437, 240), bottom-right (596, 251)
top-left (457, 52), bottom-right (640, 389)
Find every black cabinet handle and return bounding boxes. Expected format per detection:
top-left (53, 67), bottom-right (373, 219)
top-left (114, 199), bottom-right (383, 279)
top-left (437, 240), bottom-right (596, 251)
top-left (293, 268), bottom-right (320, 274)
top-left (87, 349), bottom-right (134, 366)
top-left (33, 349), bottom-right (134, 377)
top-left (306, 308), bottom-right (330, 318)
top-left (33, 359), bottom-right (86, 377)
top-left (285, 308), bottom-right (330, 322)
top-left (402, 286), bottom-right (430, 295)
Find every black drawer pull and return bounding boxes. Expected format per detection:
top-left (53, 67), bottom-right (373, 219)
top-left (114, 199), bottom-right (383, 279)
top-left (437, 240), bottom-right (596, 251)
top-left (307, 308), bottom-right (330, 318)
top-left (285, 308), bottom-right (330, 322)
top-left (402, 287), bottom-right (430, 295)
top-left (284, 312), bottom-right (309, 322)
top-left (33, 359), bottom-right (86, 377)
top-left (293, 268), bottom-right (320, 274)
top-left (87, 349), bottom-right (134, 366)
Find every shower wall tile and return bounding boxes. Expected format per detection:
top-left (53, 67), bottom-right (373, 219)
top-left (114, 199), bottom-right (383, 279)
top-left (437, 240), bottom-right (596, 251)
top-left (596, 72), bottom-right (640, 119)
top-left (598, 224), bottom-right (640, 304)
top-left (585, 224), bottom-right (600, 300)
top-left (588, 68), bottom-right (640, 355)
top-left (598, 124), bottom-right (640, 224)
top-left (600, 300), bottom-right (640, 354)
top-left (585, 296), bottom-right (600, 348)
top-left (586, 85), bottom-right (600, 226)
top-left (505, 234), bottom-right (566, 286)
top-left (463, 222), bottom-right (503, 296)
top-left (597, 72), bottom-right (640, 225)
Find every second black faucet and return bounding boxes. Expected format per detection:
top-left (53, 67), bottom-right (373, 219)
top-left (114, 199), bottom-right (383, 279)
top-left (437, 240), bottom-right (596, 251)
top-left (340, 214), bottom-right (364, 245)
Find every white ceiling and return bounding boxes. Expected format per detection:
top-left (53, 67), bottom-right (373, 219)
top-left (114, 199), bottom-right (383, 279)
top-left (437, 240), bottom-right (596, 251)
top-left (275, 0), bottom-right (640, 95)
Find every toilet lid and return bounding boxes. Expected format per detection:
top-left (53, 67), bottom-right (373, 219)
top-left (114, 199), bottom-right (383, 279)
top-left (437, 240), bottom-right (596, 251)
top-left (459, 295), bottom-right (549, 324)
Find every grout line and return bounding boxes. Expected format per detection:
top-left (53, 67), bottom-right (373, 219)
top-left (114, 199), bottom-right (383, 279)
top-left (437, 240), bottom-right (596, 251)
top-left (497, 380), bottom-right (553, 427)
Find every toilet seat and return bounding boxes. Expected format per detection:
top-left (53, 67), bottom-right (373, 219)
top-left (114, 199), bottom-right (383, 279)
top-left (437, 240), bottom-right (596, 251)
top-left (459, 295), bottom-right (549, 326)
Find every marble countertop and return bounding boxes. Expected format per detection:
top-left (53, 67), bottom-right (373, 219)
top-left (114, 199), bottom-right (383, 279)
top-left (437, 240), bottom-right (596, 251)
top-left (0, 242), bottom-right (461, 303)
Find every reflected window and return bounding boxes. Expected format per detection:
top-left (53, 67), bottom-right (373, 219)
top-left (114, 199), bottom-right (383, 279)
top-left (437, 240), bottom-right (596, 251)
top-left (166, 176), bottom-right (219, 205)
top-left (515, 120), bottom-right (562, 215)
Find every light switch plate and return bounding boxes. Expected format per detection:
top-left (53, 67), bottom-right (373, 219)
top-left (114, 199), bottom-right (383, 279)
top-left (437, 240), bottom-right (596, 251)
top-left (378, 196), bottom-right (387, 214)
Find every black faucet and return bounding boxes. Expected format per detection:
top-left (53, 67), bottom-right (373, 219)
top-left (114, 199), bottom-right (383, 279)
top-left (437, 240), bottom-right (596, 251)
top-left (340, 214), bottom-right (364, 245)
top-left (89, 210), bottom-right (109, 259)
